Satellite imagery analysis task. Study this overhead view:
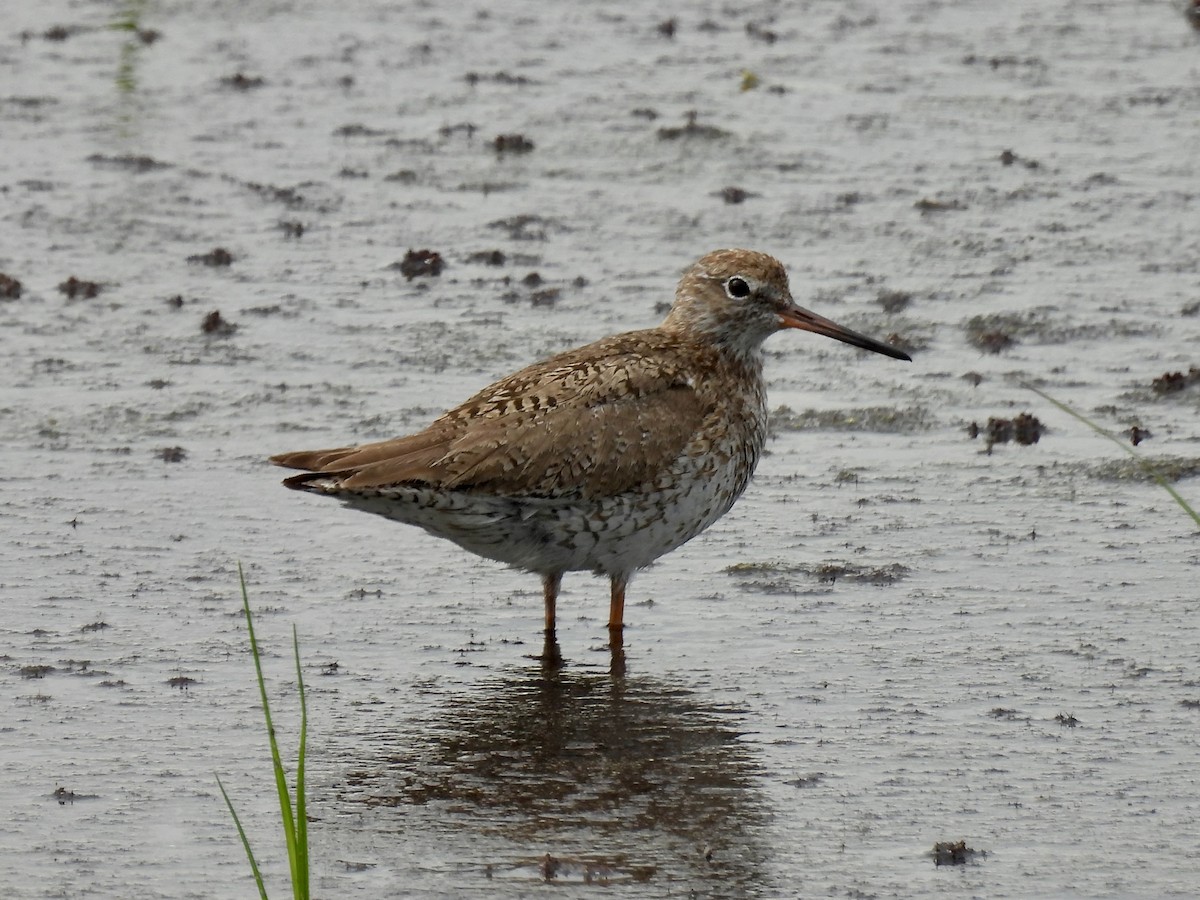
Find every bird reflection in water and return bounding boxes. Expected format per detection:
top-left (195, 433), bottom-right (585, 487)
top-left (336, 661), bottom-right (770, 893)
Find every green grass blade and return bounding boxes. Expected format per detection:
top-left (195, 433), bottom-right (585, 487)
top-left (291, 624), bottom-right (309, 900)
top-left (237, 564), bottom-right (301, 892)
top-left (216, 774), bottom-right (269, 900)
top-left (1025, 383), bottom-right (1200, 528)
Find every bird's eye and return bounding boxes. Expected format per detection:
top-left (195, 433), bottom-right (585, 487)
top-left (725, 277), bottom-right (751, 299)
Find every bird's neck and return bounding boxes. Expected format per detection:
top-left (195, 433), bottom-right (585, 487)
top-left (711, 335), bottom-right (766, 377)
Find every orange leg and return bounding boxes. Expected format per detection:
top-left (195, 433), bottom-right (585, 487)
top-left (542, 572), bottom-right (562, 636)
top-left (608, 576), bottom-right (626, 632)
top-left (608, 576), bottom-right (627, 676)
top-left (541, 572), bottom-right (564, 669)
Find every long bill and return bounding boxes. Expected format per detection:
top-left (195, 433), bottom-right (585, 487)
top-left (778, 306), bottom-right (912, 361)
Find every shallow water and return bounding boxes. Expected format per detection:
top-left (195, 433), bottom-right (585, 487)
top-left (2, 0), bottom-right (1200, 897)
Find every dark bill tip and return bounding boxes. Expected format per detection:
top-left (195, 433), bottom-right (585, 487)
top-left (778, 307), bottom-right (912, 362)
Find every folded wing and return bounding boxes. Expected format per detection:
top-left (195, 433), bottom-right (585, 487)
top-left (271, 338), bottom-right (709, 500)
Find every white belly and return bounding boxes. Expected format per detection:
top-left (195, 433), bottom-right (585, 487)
top-left (331, 426), bottom-right (762, 579)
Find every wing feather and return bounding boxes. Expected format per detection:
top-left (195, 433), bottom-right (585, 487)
top-left (270, 333), bottom-right (711, 499)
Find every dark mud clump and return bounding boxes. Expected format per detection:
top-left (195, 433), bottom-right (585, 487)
top-left (719, 186), bottom-right (753, 204)
top-left (999, 148), bottom-right (1041, 169)
top-left (86, 153), bottom-right (171, 173)
top-left (502, 273), bottom-right (562, 308)
top-left (1151, 367), bottom-right (1200, 394)
top-left (220, 72), bottom-right (265, 90)
top-left (201, 310), bottom-right (236, 336)
top-left (967, 326), bottom-right (1015, 353)
top-left (467, 249), bottom-right (506, 266)
top-left (57, 276), bottom-right (101, 299)
top-left (241, 181), bottom-right (307, 208)
top-left (187, 247), bottom-right (233, 267)
top-left (914, 197), bottom-right (967, 213)
top-left (745, 21), bottom-right (779, 43)
top-left (973, 330), bottom-right (1015, 353)
top-left (989, 707), bottom-right (1024, 720)
top-left (964, 312), bottom-right (1035, 352)
top-left (464, 71), bottom-right (534, 87)
top-left (493, 134), bottom-right (535, 155)
top-left (876, 289), bottom-right (913, 313)
top-left (931, 840), bottom-right (985, 866)
top-left (961, 52), bottom-right (1047, 73)
top-left (967, 413), bottom-right (1044, 452)
top-left (394, 249), bottom-right (445, 281)
top-left (157, 446), bottom-right (187, 463)
top-left (0, 273), bottom-right (22, 299)
top-left (334, 123), bottom-right (387, 138)
top-left (32, 24), bottom-right (91, 42)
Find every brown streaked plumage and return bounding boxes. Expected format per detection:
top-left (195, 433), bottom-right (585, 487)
top-left (271, 249), bottom-right (910, 657)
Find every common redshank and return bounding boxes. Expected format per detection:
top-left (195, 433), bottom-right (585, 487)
top-left (271, 249), bottom-right (910, 651)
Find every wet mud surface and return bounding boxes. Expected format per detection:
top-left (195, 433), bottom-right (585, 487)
top-left (3, 1), bottom-right (1200, 897)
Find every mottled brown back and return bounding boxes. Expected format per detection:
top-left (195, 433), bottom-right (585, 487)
top-left (271, 330), bottom-right (715, 499)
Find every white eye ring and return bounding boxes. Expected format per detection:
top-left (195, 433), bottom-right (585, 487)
top-left (725, 276), bottom-right (751, 299)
